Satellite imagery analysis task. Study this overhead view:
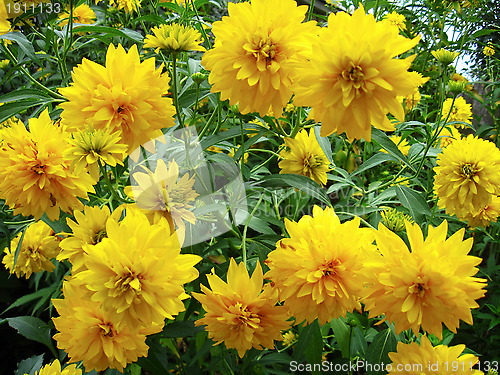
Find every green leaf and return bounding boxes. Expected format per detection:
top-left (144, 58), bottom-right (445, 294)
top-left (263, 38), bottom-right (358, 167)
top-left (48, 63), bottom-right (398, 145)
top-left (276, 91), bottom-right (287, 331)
top-left (295, 320), bottom-right (323, 374)
top-left (70, 26), bottom-right (143, 42)
top-left (330, 317), bottom-right (350, 358)
top-left (0, 89), bottom-right (52, 103)
top-left (258, 174), bottom-right (331, 207)
top-left (3, 285), bottom-right (57, 314)
top-left (0, 32), bottom-right (38, 63)
top-left (371, 129), bottom-right (415, 172)
top-left (41, 213), bottom-right (71, 234)
top-left (162, 320), bottom-right (202, 338)
top-left (14, 354), bottom-right (44, 375)
top-left (394, 185), bottom-right (431, 223)
top-left (7, 316), bottom-right (57, 357)
top-left (314, 126), bottom-right (334, 165)
top-left (365, 328), bottom-right (398, 375)
top-left (201, 124), bottom-right (263, 149)
top-left (0, 99), bottom-right (53, 123)
top-left (350, 153), bottom-right (398, 177)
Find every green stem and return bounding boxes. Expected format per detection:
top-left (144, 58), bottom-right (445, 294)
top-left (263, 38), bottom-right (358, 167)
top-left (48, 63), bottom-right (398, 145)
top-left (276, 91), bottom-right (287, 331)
top-left (0, 45), bottom-right (65, 101)
top-left (170, 52), bottom-right (184, 127)
top-left (307, 0), bottom-right (315, 21)
top-left (241, 193), bottom-right (265, 265)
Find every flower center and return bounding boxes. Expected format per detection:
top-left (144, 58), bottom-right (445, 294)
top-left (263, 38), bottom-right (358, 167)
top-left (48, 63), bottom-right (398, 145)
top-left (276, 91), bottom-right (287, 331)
top-left (302, 154), bottom-right (323, 172)
top-left (408, 277), bottom-right (428, 298)
top-left (92, 229), bottom-right (107, 244)
top-left (116, 271), bottom-right (142, 293)
top-left (98, 322), bottom-right (116, 337)
top-left (342, 63), bottom-right (364, 85)
top-left (460, 163), bottom-right (478, 179)
top-left (322, 259), bottom-right (342, 277)
top-left (244, 35), bottom-right (277, 65)
top-left (234, 302), bottom-right (260, 328)
top-left (31, 163), bottom-right (46, 175)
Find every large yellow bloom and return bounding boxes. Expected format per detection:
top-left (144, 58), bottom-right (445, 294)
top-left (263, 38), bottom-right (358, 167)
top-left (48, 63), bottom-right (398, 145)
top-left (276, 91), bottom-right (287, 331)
top-left (265, 206), bottom-right (376, 325)
top-left (34, 359), bottom-right (82, 375)
top-left (52, 279), bottom-right (154, 372)
top-left (2, 220), bottom-right (60, 278)
top-left (362, 221), bottom-right (486, 338)
top-left (278, 128), bottom-right (331, 186)
top-left (201, 0), bottom-right (317, 118)
top-left (125, 159), bottom-right (198, 232)
top-left (76, 209), bottom-right (201, 327)
top-left (434, 135), bottom-right (500, 220)
top-left (144, 23), bottom-right (206, 53)
top-left (293, 6), bottom-right (423, 140)
top-left (0, 110), bottom-right (94, 220)
top-left (193, 258), bottom-right (291, 358)
top-left (58, 205), bottom-right (122, 274)
top-left (59, 44), bottom-right (176, 154)
top-left (387, 336), bottom-right (483, 375)
top-left (109, 0), bottom-right (140, 13)
top-left (441, 97), bottom-right (472, 128)
top-left (462, 195), bottom-right (500, 228)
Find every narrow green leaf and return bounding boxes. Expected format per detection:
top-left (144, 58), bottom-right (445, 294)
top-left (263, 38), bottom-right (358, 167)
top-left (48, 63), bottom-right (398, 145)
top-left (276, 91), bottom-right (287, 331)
top-left (258, 174), bottom-right (331, 207)
top-left (394, 185), bottom-right (431, 222)
top-left (371, 129), bottom-right (415, 172)
top-left (0, 32), bottom-right (38, 62)
top-left (314, 125), bottom-right (334, 165)
top-left (295, 320), bottom-right (323, 374)
top-left (0, 89), bottom-right (52, 103)
top-left (15, 354), bottom-right (44, 375)
top-left (365, 328), bottom-right (398, 375)
top-left (71, 26), bottom-right (143, 42)
top-left (351, 153), bottom-right (397, 177)
top-left (3, 285), bottom-right (57, 314)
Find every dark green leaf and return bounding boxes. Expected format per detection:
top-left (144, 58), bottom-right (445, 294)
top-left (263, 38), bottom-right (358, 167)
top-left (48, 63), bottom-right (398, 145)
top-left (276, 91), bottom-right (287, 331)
top-left (351, 153), bottom-right (398, 177)
top-left (162, 320), bottom-right (202, 338)
top-left (314, 126), bottom-right (334, 165)
top-left (395, 185), bottom-right (431, 222)
top-left (14, 354), bottom-right (44, 375)
top-left (371, 129), bottom-right (415, 172)
top-left (365, 328), bottom-right (398, 375)
top-left (7, 316), bottom-right (57, 356)
top-left (3, 285), bottom-right (57, 314)
top-left (0, 89), bottom-right (52, 103)
top-left (258, 174), bottom-right (331, 207)
top-left (0, 32), bottom-right (38, 62)
top-left (295, 320), bottom-right (323, 374)
top-left (71, 26), bottom-right (143, 42)
top-left (330, 317), bottom-right (350, 358)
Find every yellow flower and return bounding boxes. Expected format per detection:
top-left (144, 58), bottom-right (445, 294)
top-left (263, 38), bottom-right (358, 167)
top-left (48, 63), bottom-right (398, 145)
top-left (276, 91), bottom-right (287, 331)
top-left (125, 159), bottom-right (198, 233)
top-left (434, 135), bottom-right (500, 220)
top-left (278, 128), bottom-right (331, 186)
top-left (59, 44), bottom-right (176, 154)
top-left (58, 205), bottom-right (123, 274)
top-left (463, 195), bottom-right (500, 228)
top-left (362, 221), bottom-right (486, 338)
top-left (0, 110), bottom-right (94, 220)
top-left (58, 4), bottom-right (96, 27)
top-left (381, 135), bottom-right (411, 157)
top-left (383, 11), bottom-right (406, 30)
top-left (0, 59), bottom-right (9, 69)
top-left (438, 125), bottom-right (462, 148)
top-left (483, 44), bottom-right (495, 56)
top-left (2, 221), bottom-right (60, 279)
top-left (441, 97), bottom-right (472, 127)
top-left (432, 48), bottom-right (459, 65)
top-left (380, 207), bottom-right (413, 232)
top-left (144, 23), bottom-right (206, 53)
top-left (109, 0), bottom-right (140, 13)
top-left (399, 89), bottom-right (421, 112)
top-left (388, 336), bottom-right (483, 375)
top-left (52, 279), bottom-right (155, 372)
top-left (282, 331), bottom-right (297, 347)
top-left (76, 209), bottom-right (201, 327)
top-left (202, 0), bottom-right (317, 118)
top-left (451, 73), bottom-right (473, 91)
top-left (265, 206), bottom-right (376, 325)
top-left (0, 0), bottom-right (11, 34)
top-left (293, 6), bottom-right (423, 140)
top-left (193, 258), bottom-right (291, 358)
top-left (65, 127), bottom-right (127, 182)
top-left (34, 359), bottom-right (82, 375)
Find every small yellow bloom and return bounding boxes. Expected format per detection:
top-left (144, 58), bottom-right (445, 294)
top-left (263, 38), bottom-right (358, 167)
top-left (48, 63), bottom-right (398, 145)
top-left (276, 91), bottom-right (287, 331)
top-left (399, 90), bottom-right (421, 112)
top-left (438, 125), bottom-right (462, 148)
top-left (441, 96), bottom-right (472, 127)
top-left (434, 135), bottom-right (500, 220)
top-left (144, 23), bottom-right (206, 53)
top-left (383, 11), bottom-right (406, 30)
top-left (109, 0), bottom-right (140, 13)
top-left (388, 336), bottom-right (483, 375)
top-left (0, 59), bottom-right (9, 69)
top-left (282, 331), bottom-right (297, 347)
top-left (279, 128), bottom-right (331, 186)
top-left (65, 127), bottom-right (127, 182)
top-left (483, 44), bottom-right (495, 56)
top-left (432, 48), bottom-right (459, 65)
top-left (381, 135), bottom-right (411, 157)
top-left (34, 359), bottom-right (82, 375)
top-left (58, 4), bottom-right (96, 27)
top-left (2, 221), bottom-right (60, 279)
top-left (463, 195), bottom-right (500, 228)
top-left (193, 258), bottom-right (291, 357)
top-left (380, 207), bottom-right (413, 232)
